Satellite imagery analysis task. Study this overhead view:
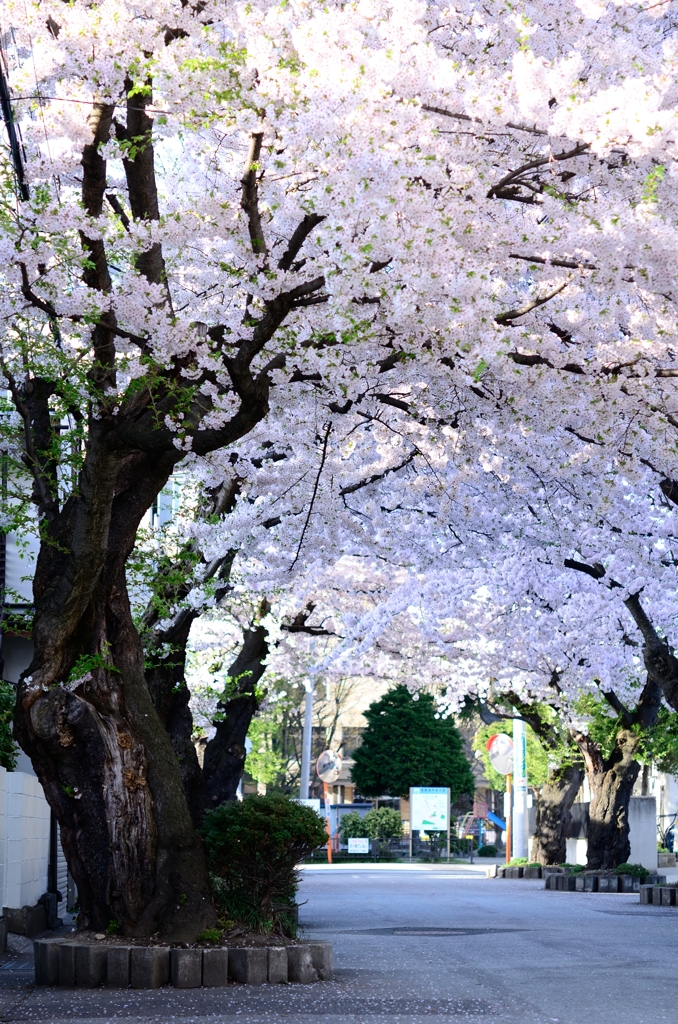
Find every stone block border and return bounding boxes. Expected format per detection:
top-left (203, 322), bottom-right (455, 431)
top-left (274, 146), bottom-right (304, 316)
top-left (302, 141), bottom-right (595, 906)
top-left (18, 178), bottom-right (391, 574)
top-left (545, 873), bottom-right (665, 893)
top-left (34, 939), bottom-right (333, 988)
top-left (640, 885), bottom-right (678, 906)
top-left (490, 866), bottom-right (570, 879)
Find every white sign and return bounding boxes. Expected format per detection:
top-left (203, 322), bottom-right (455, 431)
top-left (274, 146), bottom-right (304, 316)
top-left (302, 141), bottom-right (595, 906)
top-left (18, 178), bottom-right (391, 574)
top-left (348, 837), bottom-right (369, 854)
top-left (410, 787), bottom-right (450, 831)
top-left (296, 798), bottom-right (323, 817)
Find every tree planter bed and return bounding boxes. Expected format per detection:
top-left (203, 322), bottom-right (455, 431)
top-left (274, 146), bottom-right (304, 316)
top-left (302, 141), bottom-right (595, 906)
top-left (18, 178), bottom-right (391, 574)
top-left (545, 873), bottom-right (665, 893)
top-left (34, 938), bottom-right (332, 988)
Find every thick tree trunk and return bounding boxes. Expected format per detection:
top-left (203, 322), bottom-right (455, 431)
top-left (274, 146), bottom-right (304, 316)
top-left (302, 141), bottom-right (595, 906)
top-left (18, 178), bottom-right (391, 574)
top-left (203, 615), bottom-right (269, 806)
top-left (15, 453), bottom-right (216, 941)
top-left (531, 762), bottom-right (584, 865)
top-left (580, 728), bottom-right (641, 870)
top-left (145, 612), bottom-right (205, 829)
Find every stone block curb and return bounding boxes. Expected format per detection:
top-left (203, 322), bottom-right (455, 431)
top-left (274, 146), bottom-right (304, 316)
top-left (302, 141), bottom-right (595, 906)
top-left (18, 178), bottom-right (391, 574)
top-left (640, 884), bottom-right (653, 905)
top-left (660, 886), bottom-right (676, 906)
top-left (287, 945), bottom-right (318, 984)
top-left (131, 946), bottom-right (170, 989)
top-left (75, 944), bottom-right (107, 987)
top-left (58, 942), bottom-right (77, 987)
top-left (34, 940), bottom-right (60, 986)
top-left (202, 947), bottom-right (229, 987)
top-left (107, 946), bottom-right (132, 988)
top-left (34, 939), bottom-right (331, 987)
top-left (308, 941), bottom-right (333, 981)
top-left (229, 947), bottom-right (267, 985)
top-left (267, 947), bottom-right (287, 984)
top-left (547, 873), bottom-right (663, 896)
top-left (171, 948), bottom-right (202, 988)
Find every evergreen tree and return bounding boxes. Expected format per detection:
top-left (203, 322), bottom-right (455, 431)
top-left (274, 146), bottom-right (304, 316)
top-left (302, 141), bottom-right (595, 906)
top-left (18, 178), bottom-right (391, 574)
top-left (351, 686), bottom-right (474, 799)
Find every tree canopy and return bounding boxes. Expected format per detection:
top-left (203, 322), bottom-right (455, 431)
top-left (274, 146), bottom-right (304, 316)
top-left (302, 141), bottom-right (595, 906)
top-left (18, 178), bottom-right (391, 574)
top-left (351, 685), bottom-right (474, 799)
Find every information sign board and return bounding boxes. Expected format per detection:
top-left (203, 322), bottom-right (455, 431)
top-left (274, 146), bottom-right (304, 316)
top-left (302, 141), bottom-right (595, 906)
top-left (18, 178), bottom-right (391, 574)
top-left (348, 837), bottom-right (369, 854)
top-left (410, 787), bottom-right (450, 831)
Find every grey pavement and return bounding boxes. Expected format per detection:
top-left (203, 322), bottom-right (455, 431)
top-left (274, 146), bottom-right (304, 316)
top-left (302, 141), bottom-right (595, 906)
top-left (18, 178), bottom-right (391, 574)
top-left (0, 863), bottom-right (676, 1023)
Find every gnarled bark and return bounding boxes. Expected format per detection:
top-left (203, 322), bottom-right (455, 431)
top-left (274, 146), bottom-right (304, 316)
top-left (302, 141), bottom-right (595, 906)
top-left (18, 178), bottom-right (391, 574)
top-left (145, 613), bottom-right (206, 830)
top-left (576, 728), bottom-right (641, 870)
top-left (531, 761), bottom-right (584, 865)
top-left (572, 678), bottom-right (662, 869)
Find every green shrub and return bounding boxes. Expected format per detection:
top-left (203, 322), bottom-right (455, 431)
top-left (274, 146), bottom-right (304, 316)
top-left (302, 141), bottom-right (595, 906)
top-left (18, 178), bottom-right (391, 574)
top-left (614, 862), bottom-right (648, 879)
top-left (477, 844), bottom-right (498, 857)
top-left (338, 810), bottom-right (368, 842)
top-left (363, 807), bottom-right (403, 840)
top-left (338, 807), bottom-right (403, 842)
top-left (509, 857), bottom-right (528, 866)
top-left (203, 794), bottom-right (327, 936)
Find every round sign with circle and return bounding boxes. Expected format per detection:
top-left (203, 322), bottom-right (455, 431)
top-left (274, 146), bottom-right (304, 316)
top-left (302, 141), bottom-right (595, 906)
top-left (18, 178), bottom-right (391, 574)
top-left (486, 733), bottom-right (513, 775)
top-left (316, 749), bottom-right (342, 783)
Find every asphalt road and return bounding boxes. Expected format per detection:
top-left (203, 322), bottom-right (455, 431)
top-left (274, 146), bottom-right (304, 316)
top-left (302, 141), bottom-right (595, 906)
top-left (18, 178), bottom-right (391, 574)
top-left (0, 864), bottom-right (676, 1023)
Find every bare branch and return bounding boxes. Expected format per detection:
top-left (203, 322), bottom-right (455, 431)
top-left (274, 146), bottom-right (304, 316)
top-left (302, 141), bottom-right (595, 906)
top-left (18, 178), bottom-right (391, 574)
top-left (487, 142), bottom-right (590, 201)
top-left (290, 422), bottom-right (332, 569)
top-left (496, 278), bottom-right (571, 324)
top-left (340, 451), bottom-right (416, 496)
top-left (564, 426), bottom-right (604, 446)
top-left (509, 252), bottom-right (596, 270)
top-left (564, 558), bottom-right (615, 583)
top-left (374, 392), bottom-right (410, 412)
top-left (508, 351), bottom-right (585, 374)
top-left (241, 132), bottom-right (267, 259)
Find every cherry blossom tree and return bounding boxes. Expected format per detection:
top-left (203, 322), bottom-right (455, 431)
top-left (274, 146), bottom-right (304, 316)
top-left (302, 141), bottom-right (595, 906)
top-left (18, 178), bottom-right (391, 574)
top-left (1, 0), bottom-right (678, 935)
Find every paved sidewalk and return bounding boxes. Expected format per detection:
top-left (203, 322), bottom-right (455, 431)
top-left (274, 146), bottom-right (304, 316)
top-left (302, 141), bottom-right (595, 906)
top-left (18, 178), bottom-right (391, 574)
top-left (0, 866), bottom-right (676, 1022)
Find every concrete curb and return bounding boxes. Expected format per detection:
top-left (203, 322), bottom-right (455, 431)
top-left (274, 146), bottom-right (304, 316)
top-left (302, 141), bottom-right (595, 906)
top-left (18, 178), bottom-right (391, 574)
top-left (33, 938), bottom-right (331, 988)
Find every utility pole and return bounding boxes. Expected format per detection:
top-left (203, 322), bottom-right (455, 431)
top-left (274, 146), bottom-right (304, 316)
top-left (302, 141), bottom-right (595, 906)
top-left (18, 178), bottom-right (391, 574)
top-left (512, 719), bottom-right (529, 860)
top-left (299, 683), bottom-right (315, 799)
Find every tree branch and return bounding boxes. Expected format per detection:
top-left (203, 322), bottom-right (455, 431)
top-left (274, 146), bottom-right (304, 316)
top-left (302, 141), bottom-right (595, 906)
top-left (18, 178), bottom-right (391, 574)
top-left (340, 451), bottom-right (416, 496)
top-left (487, 142), bottom-right (590, 201)
top-left (290, 422), bottom-right (332, 569)
top-left (277, 213), bottom-right (325, 271)
top-left (496, 279), bottom-right (571, 325)
top-left (509, 252), bottom-right (596, 270)
top-left (241, 132), bottom-right (267, 260)
top-left (117, 80), bottom-right (171, 305)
